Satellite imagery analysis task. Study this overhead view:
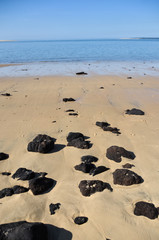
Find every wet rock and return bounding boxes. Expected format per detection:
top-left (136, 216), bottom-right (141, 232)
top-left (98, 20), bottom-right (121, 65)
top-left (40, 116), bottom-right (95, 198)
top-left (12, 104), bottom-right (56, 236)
top-left (89, 166), bottom-right (109, 176)
top-left (125, 108), bottom-right (145, 115)
top-left (76, 72), bottom-right (88, 75)
top-left (29, 177), bottom-right (55, 195)
top-left (96, 121), bottom-right (110, 128)
top-left (81, 155), bottom-right (98, 164)
top-left (12, 168), bottom-right (35, 180)
top-left (0, 186), bottom-right (29, 199)
top-left (67, 132), bottom-right (84, 142)
top-left (74, 163), bottom-right (96, 173)
top-left (0, 152), bottom-right (9, 161)
top-left (63, 98), bottom-right (76, 102)
top-left (1, 172), bottom-right (11, 176)
top-left (122, 163), bottom-right (135, 169)
top-left (0, 221), bottom-right (48, 240)
top-left (106, 146), bottom-right (135, 162)
top-left (113, 169), bottom-right (143, 186)
top-left (96, 122), bottom-right (120, 135)
top-left (67, 138), bottom-right (91, 149)
top-left (79, 180), bottom-right (113, 197)
top-left (49, 203), bottom-right (61, 215)
top-left (134, 201), bottom-right (158, 219)
top-left (1, 93), bottom-right (11, 96)
top-left (27, 134), bottom-right (56, 153)
top-left (74, 217), bottom-right (88, 225)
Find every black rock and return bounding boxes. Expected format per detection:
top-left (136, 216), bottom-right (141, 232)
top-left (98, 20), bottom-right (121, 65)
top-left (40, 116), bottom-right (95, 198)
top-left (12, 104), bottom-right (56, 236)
top-left (67, 132), bottom-right (84, 142)
top-left (79, 180), bottom-right (113, 197)
top-left (65, 109), bottom-right (75, 112)
top-left (27, 134), bottom-right (56, 153)
top-left (74, 217), bottom-right (88, 225)
top-left (99, 87), bottom-right (104, 89)
top-left (125, 108), bottom-right (145, 115)
top-left (122, 163), bottom-right (135, 169)
top-left (29, 177), bottom-right (55, 195)
top-left (1, 93), bottom-right (11, 96)
top-left (0, 152), bottom-right (9, 161)
top-left (67, 138), bottom-right (91, 149)
top-left (127, 77), bottom-right (132, 79)
top-left (89, 166), bottom-right (109, 176)
top-left (113, 169), bottom-right (143, 186)
top-left (0, 221), bottom-right (48, 240)
top-left (76, 72), bottom-right (88, 75)
top-left (134, 201), bottom-right (158, 219)
top-left (74, 163), bottom-right (96, 173)
top-left (0, 186), bottom-right (29, 199)
top-left (69, 113), bottom-right (78, 116)
top-left (12, 185), bottom-right (29, 194)
top-left (106, 146), bottom-right (135, 162)
top-left (12, 168), bottom-right (35, 181)
top-left (1, 172), bottom-right (11, 176)
top-left (96, 122), bottom-right (120, 135)
top-left (49, 203), bottom-right (61, 215)
top-left (63, 98), bottom-right (76, 102)
top-left (81, 155), bottom-right (98, 164)
top-left (96, 121), bottom-right (110, 128)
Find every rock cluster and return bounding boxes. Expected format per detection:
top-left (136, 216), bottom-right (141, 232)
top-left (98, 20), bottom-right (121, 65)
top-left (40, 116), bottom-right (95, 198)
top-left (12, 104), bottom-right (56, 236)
top-left (67, 132), bottom-right (91, 149)
top-left (96, 121), bottom-right (121, 135)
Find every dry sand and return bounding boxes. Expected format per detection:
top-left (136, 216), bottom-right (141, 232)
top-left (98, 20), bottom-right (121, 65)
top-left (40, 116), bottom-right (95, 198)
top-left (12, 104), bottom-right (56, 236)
top-left (0, 75), bottom-right (159, 240)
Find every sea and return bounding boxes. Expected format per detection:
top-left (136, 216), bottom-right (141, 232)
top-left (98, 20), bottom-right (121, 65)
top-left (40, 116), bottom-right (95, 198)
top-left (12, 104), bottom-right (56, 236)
top-left (0, 39), bottom-right (159, 76)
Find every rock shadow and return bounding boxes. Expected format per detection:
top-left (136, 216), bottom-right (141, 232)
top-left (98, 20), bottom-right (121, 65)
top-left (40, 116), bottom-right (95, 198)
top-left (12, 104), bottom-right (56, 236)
top-left (46, 224), bottom-right (73, 240)
top-left (48, 144), bottom-right (66, 154)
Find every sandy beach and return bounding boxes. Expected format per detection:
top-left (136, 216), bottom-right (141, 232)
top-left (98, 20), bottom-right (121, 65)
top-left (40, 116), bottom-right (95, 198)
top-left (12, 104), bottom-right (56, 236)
top-left (0, 74), bottom-right (159, 240)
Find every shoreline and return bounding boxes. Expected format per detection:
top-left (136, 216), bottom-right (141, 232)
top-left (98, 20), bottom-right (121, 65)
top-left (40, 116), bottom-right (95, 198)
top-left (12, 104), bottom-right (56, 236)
top-left (0, 60), bottom-right (159, 77)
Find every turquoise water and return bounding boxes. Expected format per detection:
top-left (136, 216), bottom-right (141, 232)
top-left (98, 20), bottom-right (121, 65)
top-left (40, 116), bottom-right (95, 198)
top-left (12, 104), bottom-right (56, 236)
top-left (0, 39), bottom-right (159, 63)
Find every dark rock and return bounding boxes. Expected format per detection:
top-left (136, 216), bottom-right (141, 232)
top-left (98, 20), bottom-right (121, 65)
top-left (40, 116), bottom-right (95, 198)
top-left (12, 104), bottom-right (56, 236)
top-left (102, 126), bottom-right (121, 135)
top-left (12, 168), bottom-right (35, 181)
top-left (0, 221), bottom-right (48, 240)
top-left (12, 185), bottom-right (29, 194)
top-left (63, 98), bottom-right (76, 102)
top-left (27, 134), bottom-right (56, 153)
top-left (122, 163), bottom-right (135, 169)
top-left (125, 108), bottom-right (145, 115)
top-left (89, 166), bottom-right (109, 176)
top-left (69, 113), bottom-right (78, 116)
top-left (134, 201), bottom-right (158, 219)
top-left (67, 132), bottom-right (84, 142)
top-left (79, 180), bottom-right (113, 197)
top-left (96, 121), bottom-right (110, 128)
top-left (29, 177), bottom-right (55, 195)
top-left (113, 169), bottom-right (143, 186)
top-left (0, 152), bottom-right (9, 161)
top-left (76, 72), bottom-right (88, 75)
top-left (49, 203), bottom-right (61, 215)
top-left (106, 146), bottom-right (135, 162)
top-left (52, 121), bottom-right (56, 123)
top-left (0, 186), bottom-right (29, 199)
top-left (65, 109), bottom-right (75, 112)
top-left (99, 87), bottom-right (104, 89)
top-left (74, 217), bottom-right (88, 225)
top-left (74, 163), bottom-right (96, 173)
top-left (1, 93), bottom-right (11, 96)
top-left (67, 138), bottom-right (91, 149)
top-left (81, 155), bottom-right (98, 164)
top-left (0, 188), bottom-right (14, 198)
top-left (96, 122), bottom-right (120, 135)
top-left (1, 172), bottom-right (11, 176)
top-left (127, 77), bottom-right (132, 79)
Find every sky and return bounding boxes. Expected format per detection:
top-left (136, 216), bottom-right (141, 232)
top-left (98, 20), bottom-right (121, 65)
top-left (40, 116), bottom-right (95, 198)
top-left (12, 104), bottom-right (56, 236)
top-left (0, 0), bottom-right (159, 40)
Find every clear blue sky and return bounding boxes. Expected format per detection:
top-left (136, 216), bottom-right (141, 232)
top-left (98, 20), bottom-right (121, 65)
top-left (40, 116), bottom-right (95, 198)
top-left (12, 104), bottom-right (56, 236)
top-left (0, 0), bottom-right (159, 40)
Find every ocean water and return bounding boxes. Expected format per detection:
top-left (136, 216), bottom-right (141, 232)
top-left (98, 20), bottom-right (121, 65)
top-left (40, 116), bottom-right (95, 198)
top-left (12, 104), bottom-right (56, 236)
top-left (0, 39), bottom-right (159, 76)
